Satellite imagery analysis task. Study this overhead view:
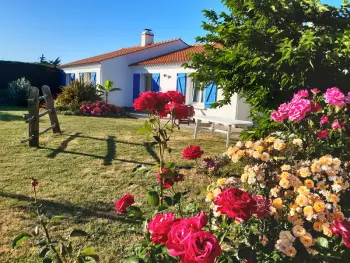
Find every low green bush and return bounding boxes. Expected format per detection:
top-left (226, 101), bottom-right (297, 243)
top-left (6, 77), bottom-right (31, 106)
top-left (55, 81), bottom-right (101, 113)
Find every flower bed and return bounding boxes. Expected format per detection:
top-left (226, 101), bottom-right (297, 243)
top-left (79, 101), bottom-right (124, 117)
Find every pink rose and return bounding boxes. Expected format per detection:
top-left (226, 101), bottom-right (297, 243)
top-left (115, 193), bottom-right (134, 213)
top-left (165, 212), bottom-right (208, 256)
top-left (311, 88), bottom-right (321, 94)
top-left (252, 195), bottom-right (271, 219)
top-left (294, 89), bottom-right (309, 99)
top-left (320, 115), bottom-right (329, 125)
top-left (324, 87), bottom-right (345, 107)
top-left (270, 103), bottom-right (289, 122)
top-left (317, 130), bottom-right (329, 140)
top-left (288, 99), bottom-right (312, 122)
top-left (147, 212), bottom-right (177, 245)
top-left (181, 231), bottom-right (222, 263)
top-left (330, 220), bottom-right (350, 248)
top-left (332, 120), bottom-right (344, 130)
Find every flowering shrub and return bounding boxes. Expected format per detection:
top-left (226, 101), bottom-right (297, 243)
top-left (80, 101), bottom-right (124, 117)
top-left (270, 87), bottom-right (350, 160)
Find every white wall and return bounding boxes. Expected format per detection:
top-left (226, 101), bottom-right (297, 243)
top-left (61, 64), bottom-right (102, 85)
top-left (131, 63), bottom-right (251, 121)
top-left (101, 40), bottom-right (189, 107)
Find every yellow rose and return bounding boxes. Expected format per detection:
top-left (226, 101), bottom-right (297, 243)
top-left (284, 246), bottom-right (297, 257)
top-left (280, 172), bottom-right (290, 179)
top-left (245, 141), bottom-right (254, 148)
top-left (292, 225), bottom-right (306, 237)
top-left (252, 151), bottom-right (261, 159)
top-left (298, 167), bottom-right (311, 178)
top-left (255, 145), bottom-right (264, 153)
top-left (313, 201), bottom-right (326, 213)
top-left (279, 178), bottom-right (290, 189)
top-left (260, 152), bottom-right (270, 162)
top-left (265, 137), bottom-right (276, 143)
top-left (297, 186), bottom-right (310, 195)
top-left (217, 178), bottom-right (227, 186)
top-left (316, 181), bottom-right (328, 190)
top-left (320, 155), bottom-right (332, 165)
top-left (300, 233), bottom-right (313, 247)
top-left (273, 198), bottom-right (283, 209)
top-left (292, 138), bottom-right (303, 147)
top-left (322, 224), bottom-right (332, 237)
top-left (304, 179), bottom-right (314, 189)
top-left (311, 161), bottom-right (322, 173)
top-left (295, 194), bottom-right (309, 207)
top-left (241, 173), bottom-right (248, 183)
top-left (303, 206), bottom-right (314, 217)
top-left (206, 192), bottom-right (214, 202)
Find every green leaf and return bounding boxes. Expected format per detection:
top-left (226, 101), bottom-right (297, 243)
top-left (50, 216), bottom-right (66, 222)
top-left (161, 171), bottom-right (176, 178)
top-left (147, 191), bottom-right (160, 206)
top-left (172, 192), bottom-right (182, 205)
top-left (81, 247), bottom-right (99, 262)
top-left (163, 196), bottom-right (173, 206)
top-left (39, 247), bottom-right (51, 258)
top-left (156, 204), bottom-right (168, 212)
top-left (122, 256), bottom-right (145, 263)
top-left (316, 237), bottom-right (329, 248)
top-left (43, 258), bottom-right (53, 263)
top-left (70, 229), bottom-right (88, 237)
top-left (12, 233), bottom-right (32, 248)
top-left (126, 206), bottom-right (143, 219)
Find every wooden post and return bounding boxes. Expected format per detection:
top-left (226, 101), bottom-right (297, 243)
top-left (28, 87), bottom-right (40, 147)
top-left (41, 85), bottom-right (61, 133)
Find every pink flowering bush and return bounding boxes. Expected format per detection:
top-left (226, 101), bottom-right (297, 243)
top-left (79, 100), bottom-right (124, 117)
top-left (270, 87), bottom-right (350, 160)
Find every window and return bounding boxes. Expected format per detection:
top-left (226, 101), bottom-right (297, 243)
top-left (192, 82), bottom-right (204, 104)
top-left (145, 74), bottom-right (152, 91)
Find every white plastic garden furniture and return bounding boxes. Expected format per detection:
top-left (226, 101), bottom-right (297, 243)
top-left (193, 115), bottom-right (253, 148)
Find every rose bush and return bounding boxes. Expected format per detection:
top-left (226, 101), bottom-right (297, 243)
top-left (80, 100), bottom-right (124, 117)
top-left (121, 89), bottom-right (349, 263)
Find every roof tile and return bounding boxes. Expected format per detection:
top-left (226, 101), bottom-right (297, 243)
top-left (60, 38), bottom-right (183, 68)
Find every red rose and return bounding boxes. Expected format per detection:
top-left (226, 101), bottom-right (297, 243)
top-left (252, 195), bottom-right (271, 219)
top-left (166, 212), bottom-right (208, 257)
top-left (115, 193), bottom-right (134, 213)
top-left (133, 91), bottom-right (161, 112)
top-left (317, 130), bottom-right (329, 140)
top-left (147, 212), bottom-right (177, 245)
top-left (214, 187), bottom-right (256, 221)
top-left (181, 231), bottom-right (222, 263)
top-left (182, 145), bottom-right (204, 160)
top-left (330, 220), bottom-right (350, 248)
top-left (157, 168), bottom-right (184, 189)
top-left (165, 102), bottom-right (188, 119)
top-left (311, 102), bottom-right (322, 112)
top-left (166, 90), bottom-right (186, 104)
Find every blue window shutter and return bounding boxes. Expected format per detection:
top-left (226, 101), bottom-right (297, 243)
top-left (151, 73), bottom-right (160, 92)
top-left (91, 72), bottom-right (96, 85)
top-left (133, 74), bottom-right (141, 101)
top-left (176, 73), bottom-right (187, 96)
top-left (204, 82), bottom-right (217, 108)
top-left (70, 73), bottom-right (75, 82)
top-left (60, 70), bottom-right (66, 86)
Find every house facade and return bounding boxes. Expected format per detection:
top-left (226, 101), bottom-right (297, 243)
top-left (60, 30), bottom-right (250, 120)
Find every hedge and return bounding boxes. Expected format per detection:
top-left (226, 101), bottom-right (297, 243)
top-left (0, 60), bottom-right (62, 95)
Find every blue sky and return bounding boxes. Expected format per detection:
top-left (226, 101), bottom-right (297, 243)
top-left (0, 0), bottom-right (343, 64)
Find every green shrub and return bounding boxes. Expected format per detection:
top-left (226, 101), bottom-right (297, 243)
top-left (55, 81), bottom-right (101, 113)
top-left (6, 77), bottom-right (31, 106)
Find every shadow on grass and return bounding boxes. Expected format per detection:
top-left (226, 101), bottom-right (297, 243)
top-left (0, 112), bottom-right (24, 121)
top-left (41, 132), bottom-right (158, 166)
top-left (0, 192), bottom-right (138, 224)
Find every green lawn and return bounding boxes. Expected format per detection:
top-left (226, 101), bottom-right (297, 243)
top-left (0, 107), bottom-right (233, 262)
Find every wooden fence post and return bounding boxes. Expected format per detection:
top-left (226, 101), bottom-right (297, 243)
top-left (41, 85), bottom-right (61, 133)
top-left (28, 86), bottom-right (40, 147)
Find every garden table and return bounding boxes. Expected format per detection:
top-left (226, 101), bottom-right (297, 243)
top-left (193, 115), bottom-right (253, 148)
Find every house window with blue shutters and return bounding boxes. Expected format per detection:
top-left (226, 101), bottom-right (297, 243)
top-left (176, 73), bottom-right (187, 97)
top-left (151, 73), bottom-right (160, 92)
top-left (204, 82), bottom-right (217, 108)
top-left (133, 74), bottom-right (141, 101)
top-left (91, 72), bottom-right (96, 86)
top-left (79, 72), bottom-right (84, 82)
top-left (70, 73), bottom-right (75, 83)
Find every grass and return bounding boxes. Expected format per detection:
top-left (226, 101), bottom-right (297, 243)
top-left (0, 106), bottom-right (239, 262)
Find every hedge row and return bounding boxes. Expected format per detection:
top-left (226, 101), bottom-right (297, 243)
top-left (0, 60), bottom-right (63, 95)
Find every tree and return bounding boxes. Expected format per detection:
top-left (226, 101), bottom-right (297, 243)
top-left (49, 57), bottom-right (61, 67)
top-left (96, 80), bottom-right (121, 103)
top-left (38, 55), bottom-right (61, 67)
top-left (39, 54), bottom-right (47, 64)
top-left (186, 0), bottom-right (350, 137)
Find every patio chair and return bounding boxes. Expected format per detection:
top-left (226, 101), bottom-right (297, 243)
top-left (179, 105), bottom-right (195, 125)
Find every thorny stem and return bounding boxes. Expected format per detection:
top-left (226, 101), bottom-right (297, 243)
top-left (33, 186), bottom-right (64, 263)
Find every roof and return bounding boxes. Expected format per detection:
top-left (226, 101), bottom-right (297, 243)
top-left (60, 38), bottom-right (185, 68)
top-left (130, 44), bottom-right (205, 66)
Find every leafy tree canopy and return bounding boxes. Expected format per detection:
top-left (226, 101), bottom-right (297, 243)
top-left (186, 0), bottom-right (350, 115)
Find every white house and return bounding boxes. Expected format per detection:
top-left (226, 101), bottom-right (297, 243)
top-left (60, 30), bottom-right (250, 120)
